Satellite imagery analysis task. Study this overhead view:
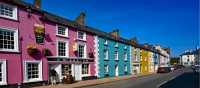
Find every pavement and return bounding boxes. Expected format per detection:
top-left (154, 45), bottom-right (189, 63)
top-left (33, 68), bottom-right (198, 88)
top-left (33, 74), bottom-right (140, 88)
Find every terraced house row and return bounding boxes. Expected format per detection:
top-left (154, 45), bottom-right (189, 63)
top-left (0, 0), bottom-right (170, 87)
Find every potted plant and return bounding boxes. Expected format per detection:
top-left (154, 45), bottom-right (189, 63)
top-left (27, 44), bottom-right (38, 56)
top-left (42, 48), bottom-right (52, 56)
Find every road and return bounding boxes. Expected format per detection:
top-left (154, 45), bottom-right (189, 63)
top-left (82, 68), bottom-right (199, 88)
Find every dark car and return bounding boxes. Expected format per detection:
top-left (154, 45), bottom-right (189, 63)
top-left (157, 67), bottom-right (171, 73)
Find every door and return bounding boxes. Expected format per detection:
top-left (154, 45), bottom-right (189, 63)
top-left (48, 64), bottom-right (62, 82)
top-left (74, 64), bottom-right (82, 80)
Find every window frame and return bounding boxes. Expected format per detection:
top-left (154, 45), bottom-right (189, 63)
top-left (114, 51), bottom-right (119, 60)
top-left (103, 49), bottom-right (109, 60)
top-left (104, 65), bottom-right (109, 73)
top-left (24, 60), bottom-right (42, 83)
top-left (77, 42), bottom-right (86, 58)
top-left (81, 64), bottom-right (90, 76)
top-left (56, 40), bottom-right (69, 57)
top-left (0, 2), bottom-right (18, 20)
top-left (0, 26), bottom-right (19, 52)
top-left (0, 60), bottom-right (7, 85)
top-left (56, 25), bottom-right (68, 37)
top-left (77, 31), bottom-right (86, 41)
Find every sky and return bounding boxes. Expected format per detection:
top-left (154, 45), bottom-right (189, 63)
top-left (25, 0), bottom-right (199, 56)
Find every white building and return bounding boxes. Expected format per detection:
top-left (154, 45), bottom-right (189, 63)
top-left (180, 51), bottom-right (195, 66)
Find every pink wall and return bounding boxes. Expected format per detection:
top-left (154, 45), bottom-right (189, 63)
top-left (0, 4), bottom-right (56, 84)
top-left (0, 1), bottom-right (96, 85)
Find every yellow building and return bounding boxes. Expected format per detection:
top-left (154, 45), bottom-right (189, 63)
top-left (140, 49), bottom-right (150, 74)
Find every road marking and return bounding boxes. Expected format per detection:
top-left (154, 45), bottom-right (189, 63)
top-left (156, 72), bottom-right (184, 88)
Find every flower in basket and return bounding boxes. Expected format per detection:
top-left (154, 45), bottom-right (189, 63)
top-left (42, 48), bottom-right (52, 56)
top-left (88, 52), bottom-right (94, 58)
top-left (27, 44), bottom-right (38, 55)
top-left (34, 24), bottom-right (45, 35)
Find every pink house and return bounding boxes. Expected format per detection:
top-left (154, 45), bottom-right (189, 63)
top-left (0, 0), bottom-right (96, 86)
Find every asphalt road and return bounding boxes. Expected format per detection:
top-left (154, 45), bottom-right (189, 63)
top-left (82, 68), bottom-right (198, 88)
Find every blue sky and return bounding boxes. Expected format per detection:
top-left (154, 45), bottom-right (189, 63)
top-left (25, 0), bottom-right (199, 56)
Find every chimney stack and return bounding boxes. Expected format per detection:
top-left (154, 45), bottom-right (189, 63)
top-left (34, 0), bottom-right (41, 9)
top-left (75, 11), bottom-right (86, 25)
top-left (110, 29), bottom-right (119, 38)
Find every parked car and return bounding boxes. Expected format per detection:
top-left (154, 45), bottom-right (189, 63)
top-left (173, 65), bottom-right (185, 70)
top-left (157, 67), bottom-right (171, 73)
top-left (193, 65), bottom-right (200, 73)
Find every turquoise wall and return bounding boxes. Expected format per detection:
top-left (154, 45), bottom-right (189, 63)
top-left (97, 37), bottom-right (131, 78)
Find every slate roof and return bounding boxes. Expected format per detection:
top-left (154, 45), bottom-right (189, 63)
top-left (4, 0), bottom-right (166, 54)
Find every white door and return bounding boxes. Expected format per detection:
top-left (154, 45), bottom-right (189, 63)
top-left (74, 64), bottom-right (82, 80)
top-left (115, 65), bottom-right (119, 76)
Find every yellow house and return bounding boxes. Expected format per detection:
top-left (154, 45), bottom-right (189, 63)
top-left (140, 49), bottom-right (150, 74)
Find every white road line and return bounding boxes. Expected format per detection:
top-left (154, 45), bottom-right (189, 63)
top-left (156, 72), bottom-right (184, 88)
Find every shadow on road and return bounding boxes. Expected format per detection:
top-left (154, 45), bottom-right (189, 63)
top-left (160, 72), bottom-right (199, 88)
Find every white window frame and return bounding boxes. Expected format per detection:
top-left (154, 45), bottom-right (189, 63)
top-left (56, 40), bottom-right (69, 57)
top-left (114, 51), bottom-right (119, 60)
top-left (124, 52), bottom-right (128, 61)
top-left (104, 39), bottom-right (108, 45)
top-left (0, 26), bottom-right (19, 52)
top-left (0, 60), bottom-right (7, 85)
top-left (114, 42), bottom-right (118, 47)
top-left (81, 64), bottom-right (90, 76)
top-left (77, 31), bottom-right (86, 41)
top-left (77, 42), bottom-right (87, 58)
top-left (0, 2), bottom-right (18, 20)
top-left (124, 65), bottom-right (128, 72)
top-left (104, 49), bottom-right (109, 60)
top-left (104, 65), bottom-right (109, 73)
top-left (56, 25), bottom-right (68, 37)
top-left (24, 60), bottom-right (42, 83)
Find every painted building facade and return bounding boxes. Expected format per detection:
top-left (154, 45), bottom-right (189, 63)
top-left (140, 48), bottom-right (149, 74)
top-left (0, 0), bottom-right (97, 86)
top-left (95, 31), bottom-right (131, 78)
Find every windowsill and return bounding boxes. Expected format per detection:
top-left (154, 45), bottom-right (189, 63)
top-left (124, 60), bottom-right (128, 62)
top-left (104, 59), bottom-right (109, 61)
top-left (0, 50), bottom-right (20, 54)
top-left (115, 59), bottom-right (119, 61)
top-left (56, 34), bottom-right (69, 38)
top-left (76, 38), bottom-right (86, 42)
top-left (82, 74), bottom-right (90, 77)
top-left (0, 15), bottom-right (18, 21)
top-left (24, 78), bottom-right (43, 83)
top-left (0, 82), bottom-right (7, 85)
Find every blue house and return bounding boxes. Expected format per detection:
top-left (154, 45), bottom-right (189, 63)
top-left (95, 30), bottom-right (131, 78)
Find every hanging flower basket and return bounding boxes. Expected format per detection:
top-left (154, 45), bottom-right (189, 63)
top-left (27, 44), bottom-right (38, 56)
top-left (42, 48), bottom-right (52, 56)
top-left (34, 24), bottom-right (45, 43)
top-left (34, 24), bottom-right (45, 35)
top-left (88, 52), bottom-right (94, 58)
